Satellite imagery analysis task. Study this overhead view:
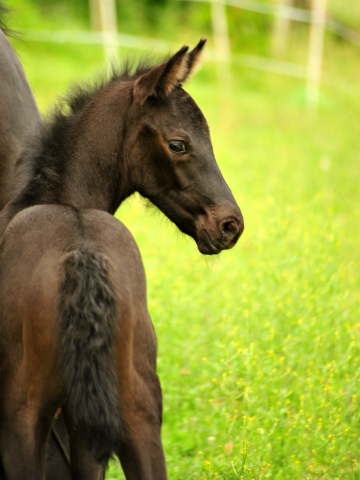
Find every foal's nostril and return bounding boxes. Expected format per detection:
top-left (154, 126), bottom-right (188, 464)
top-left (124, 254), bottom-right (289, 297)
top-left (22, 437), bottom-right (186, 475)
top-left (223, 221), bottom-right (236, 235)
top-left (221, 219), bottom-right (239, 241)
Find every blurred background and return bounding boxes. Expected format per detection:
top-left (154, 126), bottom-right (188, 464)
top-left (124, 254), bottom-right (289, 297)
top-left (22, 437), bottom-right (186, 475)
top-left (6, 0), bottom-right (360, 110)
top-left (4, 0), bottom-right (360, 478)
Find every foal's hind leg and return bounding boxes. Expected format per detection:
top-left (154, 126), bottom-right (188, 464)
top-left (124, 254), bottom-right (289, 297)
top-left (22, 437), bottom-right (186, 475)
top-left (117, 418), bottom-right (167, 480)
top-left (0, 407), bottom-right (52, 480)
top-left (62, 409), bottom-right (106, 480)
top-left (113, 306), bottom-right (168, 480)
top-left (116, 368), bottom-right (167, 480)
top-left (0, 357), bottom-right (62, 480)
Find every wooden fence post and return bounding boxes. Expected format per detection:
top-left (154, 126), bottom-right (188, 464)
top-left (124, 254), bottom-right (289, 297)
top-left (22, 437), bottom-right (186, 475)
top-left (89, 0), bottom-right (118, 63)
top-left (272, 0), bottom-right (292, 58)
top-left (306, 0), bottom-right (326, 110)
top-left (211, 0), bottom-right (231, 84)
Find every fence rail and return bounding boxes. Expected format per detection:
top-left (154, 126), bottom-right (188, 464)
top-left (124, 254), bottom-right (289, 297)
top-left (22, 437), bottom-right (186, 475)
top-left (19, 0), bottom-right (359, 110)
top-left (21, 29), bottom-right (175, 52)
top-left (176, 0), bottom-right (360, 44)
top-left (21, 28), bottom-right (308, 80)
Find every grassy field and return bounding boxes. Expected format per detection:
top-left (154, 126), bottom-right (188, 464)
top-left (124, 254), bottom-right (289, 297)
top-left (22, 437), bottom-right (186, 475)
top-left (8, 9), bottom-right (360, 478)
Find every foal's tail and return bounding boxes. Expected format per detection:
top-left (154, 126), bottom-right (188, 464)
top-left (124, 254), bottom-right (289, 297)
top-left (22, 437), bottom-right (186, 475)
top-left (57, 248), bottom-right (121, 461)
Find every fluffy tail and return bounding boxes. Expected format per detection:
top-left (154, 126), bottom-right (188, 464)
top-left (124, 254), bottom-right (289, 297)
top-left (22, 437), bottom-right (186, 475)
top-left (58, 248), bottom-right (121, 461)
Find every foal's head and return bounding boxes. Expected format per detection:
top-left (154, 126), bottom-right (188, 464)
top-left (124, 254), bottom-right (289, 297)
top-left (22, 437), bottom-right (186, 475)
top-left (127, 40), bottom-right (244, 254)
top-left (7, 40), bottom-right (243, 255)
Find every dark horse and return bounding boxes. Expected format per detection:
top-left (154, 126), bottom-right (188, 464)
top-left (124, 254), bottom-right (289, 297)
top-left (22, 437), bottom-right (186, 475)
top-left (0, 4), bottom-right (72, 479)
top-left (0, 38), bottom-right (243, 479)
top-left (0, 4), bottom-right (41, 210)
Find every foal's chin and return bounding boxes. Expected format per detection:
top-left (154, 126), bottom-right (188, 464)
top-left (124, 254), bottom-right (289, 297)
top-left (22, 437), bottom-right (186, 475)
top-left (197, 242), bottom-right (221, 255)
top-left (195, 230), bottom-right (232, 255)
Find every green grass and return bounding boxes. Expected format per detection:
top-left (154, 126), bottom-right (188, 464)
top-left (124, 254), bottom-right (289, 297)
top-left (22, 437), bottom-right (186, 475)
top-left (109, 73), bottom-right (360, 479)
top-left (8, 19), bottom-right (360, 480)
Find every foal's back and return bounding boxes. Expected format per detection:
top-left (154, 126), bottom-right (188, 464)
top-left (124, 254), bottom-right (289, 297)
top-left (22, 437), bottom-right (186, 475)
top-left (0, 203), bottom-right (146, 361)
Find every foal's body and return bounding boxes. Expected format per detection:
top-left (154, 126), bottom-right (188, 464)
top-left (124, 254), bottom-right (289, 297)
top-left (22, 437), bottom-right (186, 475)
top-left (0, 205), bottom-right (165, 479)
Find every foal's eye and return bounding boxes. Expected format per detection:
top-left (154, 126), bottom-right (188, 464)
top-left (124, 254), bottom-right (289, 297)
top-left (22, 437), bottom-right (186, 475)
top-left (169, 141), bottom-right (187, 154)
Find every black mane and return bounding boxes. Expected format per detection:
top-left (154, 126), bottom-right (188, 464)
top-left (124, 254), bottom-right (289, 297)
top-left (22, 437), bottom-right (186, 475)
top-left (60, 59), bottom-right (157, 116)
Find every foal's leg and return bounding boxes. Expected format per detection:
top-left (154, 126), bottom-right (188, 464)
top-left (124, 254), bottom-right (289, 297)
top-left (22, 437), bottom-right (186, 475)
top-left (0, 343), bottom-right (63, 480)
top-left (45, 411), bottom-right (71, 479)
top-left (62, 409), bottom-right (106, 480)
top-left (116, 370), bottom-right (167, 480)
top-left (0, 406), bottom-right (52, 480)
top-left (113, 305), bottom-right (168, 480)
top-left (117, 419), bottom-right (167, 480)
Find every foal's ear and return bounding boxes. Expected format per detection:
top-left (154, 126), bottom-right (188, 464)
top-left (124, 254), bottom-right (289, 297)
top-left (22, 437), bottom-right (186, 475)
top-left (133, 45), bottom-right (189, 105)
top-left (179, 38), bottom-right (207, 83)
top-left (133, 39), bottom-right (207, 104)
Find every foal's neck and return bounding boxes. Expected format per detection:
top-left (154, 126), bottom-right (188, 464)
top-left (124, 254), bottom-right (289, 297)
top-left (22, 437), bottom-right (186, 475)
top-left (0, 83), bottom-right (135, 240)
top-left (19, 82), bottom-right (134, 215)
top-left (59, 84), bottom-right (135, 213)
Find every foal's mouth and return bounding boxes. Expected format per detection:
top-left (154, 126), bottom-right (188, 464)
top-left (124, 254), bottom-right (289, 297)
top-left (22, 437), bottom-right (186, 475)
top-left (202, 229), bottom-right (221, 255)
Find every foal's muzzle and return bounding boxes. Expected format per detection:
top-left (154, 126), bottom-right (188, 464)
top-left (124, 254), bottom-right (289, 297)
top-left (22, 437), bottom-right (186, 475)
top-left (195, 210), bottom-right (244, 255)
